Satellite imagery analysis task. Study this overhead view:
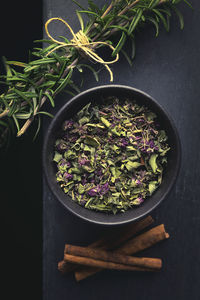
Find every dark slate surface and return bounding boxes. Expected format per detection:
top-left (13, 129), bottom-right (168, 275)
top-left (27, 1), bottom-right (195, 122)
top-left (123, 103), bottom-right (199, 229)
top-left (43, 1), bottom-right (200, 299)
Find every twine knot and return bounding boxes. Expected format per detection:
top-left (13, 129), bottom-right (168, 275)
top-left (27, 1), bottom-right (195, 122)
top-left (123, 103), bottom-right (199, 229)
top-left (45, 17), bottom-right (119, 82)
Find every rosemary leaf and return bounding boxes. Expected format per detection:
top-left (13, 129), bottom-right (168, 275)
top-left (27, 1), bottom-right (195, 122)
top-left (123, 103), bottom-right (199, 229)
top-left (44, 91), bottom-right (55, 107)
top-left (153, 9), bottom-right (170, 32)
top-left (112, 31), bottom-right (127, 56)
top-left (77, 63), bottom-right (99, 81)
top-left (128, 9), bottom-right (143, 35)
top-left (54, 68), bottom-right (73, 95)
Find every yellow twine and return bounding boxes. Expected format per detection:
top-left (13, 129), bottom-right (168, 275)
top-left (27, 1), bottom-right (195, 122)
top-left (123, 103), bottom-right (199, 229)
top-left (45, 17), bottom-right (119, 82)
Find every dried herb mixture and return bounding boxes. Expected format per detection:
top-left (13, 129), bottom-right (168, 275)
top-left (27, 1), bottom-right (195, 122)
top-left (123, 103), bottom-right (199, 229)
top-left (53, 97), bottom-right (170, 214)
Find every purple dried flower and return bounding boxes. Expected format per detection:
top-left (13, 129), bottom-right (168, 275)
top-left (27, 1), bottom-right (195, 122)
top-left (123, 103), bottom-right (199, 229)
top-left (96, 128), bottom-right (104, 135)
top-left (100, 182), bottom-right (109, 195)
top-left (96, 185), bottom-right (102, 193)
top-left (149, 140), bottom-right (155, 148)
top-left (78, 158), bottom-right (88, 166)
top-left (63, 172), bottom-right (73, 181)
top-left (87, 188), bottom-right (98, 197)
top-left (96, 169), bottom-right (103, 177)
top-left (68, 135), bottom-right (78, 143)
top-left (139, 170), bottom-right (146, 178)
top-left (59, 159), bottom-right (71, 168)
top-left (58, 159), bottom-right (71, 172)
top-left (147, 149), bottom-right (153, 154)
top-left (134, 135), bottom-right (142, 140)
top-left (56, 140), bottom-right (68, 152)
top-left (63, 132), bottom-right (69, 140)
top-left (56, 171), bottom-right (63, 181)
top-left (81, 177), bottom-right (87, 185)
top-left (80, 199), bottom-right (87, 206)
top-left (120, 138), bottom-right (129, 147)
top-left (137, 197), bottom-right (144, 204)
top-left (63, 120), bottom-right (74, 130)
top-left (136, 179), bottom-right (141, 185)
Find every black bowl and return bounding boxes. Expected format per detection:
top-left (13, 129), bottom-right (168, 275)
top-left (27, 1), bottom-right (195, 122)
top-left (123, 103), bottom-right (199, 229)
top-left (43, 85), bottom-right (181, 226)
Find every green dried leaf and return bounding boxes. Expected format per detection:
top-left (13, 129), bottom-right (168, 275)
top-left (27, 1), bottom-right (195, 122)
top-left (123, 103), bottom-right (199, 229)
top-left (79, 116), bottom-right (90, 125)
top-left (148, 181), bottom-right (158, 195)
top-left (84, 135), bottom-right (100, 147)
top-left (100, 116), bottom-right (111, 127)
top-left (125, 161), bottom-right (141, 171)
top-left (53, 151), bottom-right (63, 163)
top-left (149, 153), bottom-right (158, 173)
top-left (110, 166), bottom-right (122, 178)
top-left (64, 150), bottom-right (77, 159)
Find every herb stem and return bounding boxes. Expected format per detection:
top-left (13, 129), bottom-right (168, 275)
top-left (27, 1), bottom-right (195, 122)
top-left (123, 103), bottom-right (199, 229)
top-left (101, 1), bottom-right (114, 18)
top-left (0, 109), bottom-right (9, 119)
top-left (118, 0), bottom-right (140, 16)
top-left (17, 57), bottom-right (79, 137)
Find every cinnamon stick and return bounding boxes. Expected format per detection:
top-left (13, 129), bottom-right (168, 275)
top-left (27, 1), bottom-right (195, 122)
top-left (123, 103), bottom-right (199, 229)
top-left (75, 224), bottom-right (169, 281)
top-left (64, 254), bottom-right (155, 272)
top-left (64, 244), bottom-right (162, 270)
top-left (58, 215), bottom-right (154, 274)
top-left (116, 224), bottom-right (169, 255)
top-left (89, 215), bottom-right (154, 250)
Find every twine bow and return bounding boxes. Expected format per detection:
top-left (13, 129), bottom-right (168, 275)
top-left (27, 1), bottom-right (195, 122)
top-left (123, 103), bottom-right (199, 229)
top-left (45, 17), bottom-right (119, 82)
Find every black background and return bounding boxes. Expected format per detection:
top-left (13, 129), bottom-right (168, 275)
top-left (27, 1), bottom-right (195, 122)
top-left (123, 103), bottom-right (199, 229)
top-left (0, 1), bottom-right (42, 299)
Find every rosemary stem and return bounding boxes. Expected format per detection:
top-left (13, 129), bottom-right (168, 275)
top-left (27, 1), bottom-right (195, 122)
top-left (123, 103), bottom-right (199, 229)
top-left (101, 2), bottom-right (114, 18)
top-left (17, 57), bottom-right (79, 137)
top-left (0, 100), bottom-right (14, 119)
top-left (91, 0), bottom-right (135, 42)
top-left (0, 109), bottom-right (9, 119)
top-left (118, 0), bottom-right (140, 16)
top-left (87, 1), bottom-right (115, 36)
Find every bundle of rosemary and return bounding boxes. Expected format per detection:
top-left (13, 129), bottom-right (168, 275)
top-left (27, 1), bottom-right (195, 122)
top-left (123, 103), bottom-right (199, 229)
top-left (0, 0), bottom-right (189, 149)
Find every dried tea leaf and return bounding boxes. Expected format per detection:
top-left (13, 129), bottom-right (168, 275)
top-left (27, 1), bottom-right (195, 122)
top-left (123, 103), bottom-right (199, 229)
top-left (53, 97), bottom-right (170, 214)
top-left (53, 151), bottom-right (63, 163)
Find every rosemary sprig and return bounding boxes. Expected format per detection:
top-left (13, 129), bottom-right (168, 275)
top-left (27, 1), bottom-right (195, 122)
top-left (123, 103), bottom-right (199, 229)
top-left (0, 0), bottom-right (189, 149)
